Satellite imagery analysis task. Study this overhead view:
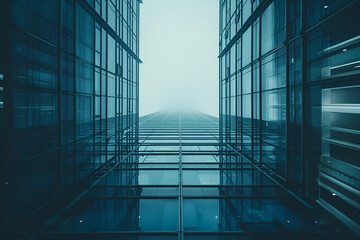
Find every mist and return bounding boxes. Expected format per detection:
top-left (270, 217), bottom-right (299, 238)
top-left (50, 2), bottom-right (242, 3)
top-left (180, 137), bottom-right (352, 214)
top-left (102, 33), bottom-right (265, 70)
top-left (139, 0), bottom-right (219, 117)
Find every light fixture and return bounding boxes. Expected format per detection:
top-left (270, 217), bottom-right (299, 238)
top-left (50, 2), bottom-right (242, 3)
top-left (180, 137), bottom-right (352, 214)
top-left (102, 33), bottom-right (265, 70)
top-left (324, 5), bottom-right (328, 9)
top-left (332, 193), bottom-right (336, 196)
top-left (215, 216), bottom-right (218, 219)
top-left (343, 48), bottom-right (347, 52)
top-left (79, 219), bottom-right (83, 223)
top-left (286, 220), bottom-right (290, 223)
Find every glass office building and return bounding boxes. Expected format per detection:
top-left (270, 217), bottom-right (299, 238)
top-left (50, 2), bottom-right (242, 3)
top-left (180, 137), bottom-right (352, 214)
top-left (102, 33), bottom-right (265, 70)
top-left (1, 111), bottom-right (353, 239)
top-left (0, 0), bottom-right (140, 237)
top-left (0, 0), bottom-right (359, 239)
top-left (219, 0), bottom-right (360, 236)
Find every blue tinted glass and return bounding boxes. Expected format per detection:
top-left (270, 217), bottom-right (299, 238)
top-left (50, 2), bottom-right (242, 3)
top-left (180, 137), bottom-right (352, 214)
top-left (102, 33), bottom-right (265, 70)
top-left (139, 170), bottom-right (179, 185)
top-left (139, 199), bottom-right (178, 231)
top-left (184, 199), bottom-right (220, 231)
top-left (183, 170), bottom-right (220, 185)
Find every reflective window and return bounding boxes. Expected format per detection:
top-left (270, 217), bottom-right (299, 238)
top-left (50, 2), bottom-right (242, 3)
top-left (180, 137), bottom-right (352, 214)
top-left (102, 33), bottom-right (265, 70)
top-left (261, 0), bottom-right (285, 54)
top-left (261, 47), bottom-right (286, 90)
top-left (242, 26), bottom-right (251, 67)
top-left (107, 34), bottom-right (116, 73)
top-left (242, 0), bottom-right (251, 24)
top-left (76, 4), bottom-right (94, 63)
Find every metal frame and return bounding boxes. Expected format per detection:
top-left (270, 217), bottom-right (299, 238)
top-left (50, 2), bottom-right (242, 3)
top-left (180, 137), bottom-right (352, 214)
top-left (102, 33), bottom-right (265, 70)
top-left (9, 112), bottom-right (350, 240)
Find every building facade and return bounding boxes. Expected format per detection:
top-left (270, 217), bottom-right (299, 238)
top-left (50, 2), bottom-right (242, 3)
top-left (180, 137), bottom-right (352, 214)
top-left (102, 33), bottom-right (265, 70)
top-left (4, 111), bottom-right (348, 239)
top-left (0, 0), bottom-right (140, 235)
top-left (219, 0), bottom-right (360, 235)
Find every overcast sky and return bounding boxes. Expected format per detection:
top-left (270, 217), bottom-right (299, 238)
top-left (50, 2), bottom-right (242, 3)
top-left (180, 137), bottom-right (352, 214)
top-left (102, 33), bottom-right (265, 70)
top-left (139, 0), bottom-right (219, 117)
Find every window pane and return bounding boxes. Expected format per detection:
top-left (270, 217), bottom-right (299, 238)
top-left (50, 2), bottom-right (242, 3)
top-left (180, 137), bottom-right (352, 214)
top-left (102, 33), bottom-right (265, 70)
top-left (261, 0), bottom-right (285, 54)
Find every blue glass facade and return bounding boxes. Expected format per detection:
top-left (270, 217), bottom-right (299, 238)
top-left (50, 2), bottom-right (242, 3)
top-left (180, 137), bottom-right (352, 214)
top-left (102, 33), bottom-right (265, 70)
top-left (0, 0), bottom-right (359, 239)
top-left (1, 111), bottom-right (351, 239)
top-left (0, 0), bottom-right (140, 236)
top-left (219, 0), bottom-right (360, 236)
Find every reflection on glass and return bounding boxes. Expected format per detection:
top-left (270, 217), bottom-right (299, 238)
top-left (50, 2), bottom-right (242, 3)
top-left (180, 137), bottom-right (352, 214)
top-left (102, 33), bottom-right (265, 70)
top-left (139, 170), bottom-right (179, 185)
top-left (184, 199), bottom-right (219, 231)
top-left (183, 170), bottom-right (220, 185)
top-left (139, 199), bottom-right (178, 231)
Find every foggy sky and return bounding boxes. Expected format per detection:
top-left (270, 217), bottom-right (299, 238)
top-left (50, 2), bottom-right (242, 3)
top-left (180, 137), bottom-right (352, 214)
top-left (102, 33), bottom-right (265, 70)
top-left (139, 0), bottom-right (219, 117)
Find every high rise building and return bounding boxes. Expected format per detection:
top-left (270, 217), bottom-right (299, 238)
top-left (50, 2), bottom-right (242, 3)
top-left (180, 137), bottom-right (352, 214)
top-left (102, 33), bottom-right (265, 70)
top-left (219, 0), bottom-right (360, 235)
top-left (0, 0), bottom-right (141, 237)
top-left (3, 111), bottom-right (353, 239)
top-left (0, 0), bottom-right (359, 239)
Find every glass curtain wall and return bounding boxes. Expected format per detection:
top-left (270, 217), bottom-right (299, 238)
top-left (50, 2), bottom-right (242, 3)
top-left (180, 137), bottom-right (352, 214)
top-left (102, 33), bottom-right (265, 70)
top-left (0, 0), bottom-right (141, 235)
top-left (219, 0), bottom-right (360, 235)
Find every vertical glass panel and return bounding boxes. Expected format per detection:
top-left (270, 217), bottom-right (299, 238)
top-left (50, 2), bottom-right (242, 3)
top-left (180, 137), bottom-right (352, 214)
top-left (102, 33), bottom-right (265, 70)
top-left (253, 62), bottom-right (260, 92)
top-left (236, 2), bottom-right (242, 31)
top-left (101, 0), bottom-right (107, 21)
top-left (242, 0), bottom-right (251, 24)
top-left (262, 88), bottom-right (287, 148)
top-left (108, 1), bottom-right (116, 30)
top-left (221, 56), bottom-right (226, 81)
top-left (62, 92), bottom-right (74, 144)
top-left (261, 0), bottom-right (285, 54)
top-left (236, 39), bottom-right (241, 71)
top-left (289, 0), bottom-right (301, 36)
top-left (253, 92), bottom-right (260, 161)
top-left (230, 44), bottom-right (236, 75)
top-left (231, 0), bottom-right (237, 17)
top-left (101, 28), bottom-right (107, 69)
top-left (242, 26), bottom-right (251, 67)
top-left (76, 60), bottom-right (93, 94)
top-left (289, 85), bottom-right (303, 184)
top-left (243, 94), bottom-right (252, 119)
top-left (230, 76), bottom-right (236, 97)
top-left (62, 0), bottom-right (74, 53)
top-left (95, 68), bottom-right (100, 95)
top-left (289, 38), bottom-right (302, 86)
top-left (76, 94), bottom-right (93, 139)
top-left (262, 143), bottom-right (287, 176)
top-left (107, 97), bottom-right (115, 119)
top-left (236, 73), bottom-right (241, 96)
top-left (243, 93), bottom-right (252, 147)
top-left (107, 73), bottom-right (116, 96)
top-left (76, 4), bottom-right (94, 63)
top-left (261, 47), bottom-right (286, 90)
top-left (242, 67), bottom-right (251, 94)
top-left (101, 70), bottom-right (107, 95)
top-left (95, 0), bottom-right (101, 14)
top-left (95, 23), bottom-right (101, 66)
top-left (108, 35), bottom-right (116, 73)
top-left (253, 18), bottom-right (260, 60)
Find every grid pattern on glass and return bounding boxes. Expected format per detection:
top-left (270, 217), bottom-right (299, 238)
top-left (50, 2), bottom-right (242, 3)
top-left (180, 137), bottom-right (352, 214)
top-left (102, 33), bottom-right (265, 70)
top-left (219, 0), bottom-right (360, 236)
top-left (19, 112), bottom-right (349, 240)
